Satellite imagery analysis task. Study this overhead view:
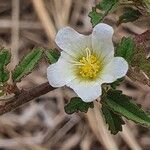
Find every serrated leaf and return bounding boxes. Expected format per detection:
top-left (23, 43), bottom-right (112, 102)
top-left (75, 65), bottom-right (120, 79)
top-left (0, 48), bottom-right (11, 83)
top-left (0, 70), bottom-right (9, 83)
top-left (12, 47), bottom-right (43, 82)
top-left (88, 8), bottom-right (103, 27)
top-left (96, 0), bottom-right (118, 10)
top-left (45, 49), bottom-right (60, 64)
top-left (143, 0), bottom-right (150, 12)
top-left (0, 49), bottom-right (11, 69)
top-left (118, 7), bottom-right (141, 24)
top-left (102, 90), bottom-right (150, 127)
top-left (64, 97), bottom-right (94, 114)
top-left (115, 37), bottom-right (135, 64)
top-left (89, 0), bottom-right (118, 26)
top-left (102, 105), bottom-right (125, 134)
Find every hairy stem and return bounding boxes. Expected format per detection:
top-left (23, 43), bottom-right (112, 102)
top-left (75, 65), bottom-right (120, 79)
top-left (0, 82), bottom-right (55, 115)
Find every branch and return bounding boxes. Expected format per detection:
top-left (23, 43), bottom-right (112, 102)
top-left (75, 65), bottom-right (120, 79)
top-left (1, 30), bottom-right (149, 116)
top-left (0, 82), bottom-right (55, 115)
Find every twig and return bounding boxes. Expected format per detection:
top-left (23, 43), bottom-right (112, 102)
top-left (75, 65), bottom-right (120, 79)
top-left (87, 102), bottom-right (119, 150)
top-left (0, 19), bottom-right (42, 29)
top-left (11, 0), bottom-right (20, 68)
top-left (120, 125), bottom-right (142, 150)
top-left (32, 0), bottom-right (56, 44)
top-left (0, 82), bottom-right (55, 115)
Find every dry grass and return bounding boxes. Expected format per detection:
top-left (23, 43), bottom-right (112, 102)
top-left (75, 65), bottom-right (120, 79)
top-left (0, 0), bottom-right (150, 149)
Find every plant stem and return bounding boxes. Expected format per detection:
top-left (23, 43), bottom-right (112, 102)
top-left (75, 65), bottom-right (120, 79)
top-left (0, 82), bottom-right (55, 115)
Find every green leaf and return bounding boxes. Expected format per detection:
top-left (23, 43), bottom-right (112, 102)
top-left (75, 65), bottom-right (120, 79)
top-left (88, 8), bottom-right (103, 27)
top-left (0, 70), bottom-right (9, 83)
top-left (0, 49), bottom-right (11, 69)
top-left (64, 97), bottom-right (94, 114)
top-left (96, 0), bottom-right (118, 10)
top-left (143, 0), bottom-right (150, 12)
top-left (0, 48), bottom-right (11, 83)
top-left (102, 90), bottom-right (150, 127)
top-left (115, 37), bottom-right (135, 64)
top-left (118, 7), bottom-right (141, 24)
top-left (12, 47), bottom-right (43, 82)
top-left (102, 105), bottom-right (125, 134)
top-left (89, 0), bottom-right (118, 26)
top-left (45, 49), bottom-right (60, 64)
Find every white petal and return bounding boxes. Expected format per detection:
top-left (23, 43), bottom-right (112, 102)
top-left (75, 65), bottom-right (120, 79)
top-left (100, 57), bottom-right (128, 83)
top-left (67, 79), bottom-right (102, 102)
top-left (92, 23), bottom-right (114, 59)
top-left (47, 55), bottom-right (75, 87)
top-left (55, 27), bottom-right (91, 57)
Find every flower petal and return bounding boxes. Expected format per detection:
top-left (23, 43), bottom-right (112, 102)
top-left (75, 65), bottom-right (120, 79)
top-left (55, 27), bottom-right (91, 57)
top-left (67, 79), bottom-right (101, 102)
top-left (100, 57), bottom-right (128, 83)
top-left (47, 55), bottom-right (75, 87)
top-left (92, 23), bottom-right (114, 59)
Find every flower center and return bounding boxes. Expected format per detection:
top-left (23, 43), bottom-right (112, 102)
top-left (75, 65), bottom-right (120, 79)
top-left (77, 48), bottom-right (102, 80)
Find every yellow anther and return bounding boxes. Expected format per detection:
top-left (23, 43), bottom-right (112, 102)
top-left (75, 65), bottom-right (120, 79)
top-left (77, 48), bottom-right (102, 80)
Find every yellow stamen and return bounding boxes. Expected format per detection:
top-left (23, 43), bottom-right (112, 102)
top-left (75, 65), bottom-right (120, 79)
top-left (76, 48), bottom-right (102, 80)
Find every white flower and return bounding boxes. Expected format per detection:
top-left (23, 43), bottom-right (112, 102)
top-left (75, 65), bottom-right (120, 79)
top-left (47, 23), bottom-right (128, 102)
